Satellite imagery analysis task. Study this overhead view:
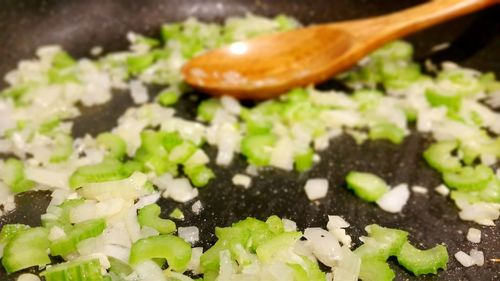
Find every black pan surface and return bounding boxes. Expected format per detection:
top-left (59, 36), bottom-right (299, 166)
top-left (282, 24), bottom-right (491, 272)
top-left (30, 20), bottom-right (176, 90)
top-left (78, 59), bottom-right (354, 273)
top-left (0, 1), bottom-right (499, 280)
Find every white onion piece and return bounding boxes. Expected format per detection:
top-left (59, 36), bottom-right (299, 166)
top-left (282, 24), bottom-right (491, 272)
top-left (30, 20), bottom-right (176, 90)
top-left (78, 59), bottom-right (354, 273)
top-left (411, 185), bottom-right (428, 194)
top-left (153, 174), bottom-right (198, 203)
top-left (187, 247), bottom-right (203, 274)
top-left (191, 200), bottom-right (203, 215)
top-left (25, 166), bottom-right (72, 189)
top-left (80, 172), bottom-right (148, 201)
top-left (455, 251), bottom-right (475, 267)
top-left (134, 193), bottom-right (160, 209)
top-left (270, 137), bottom-right (294, 171)
top-left (178, 226), bottom-right (199, 244)
top-left (282, 219), bottom-right (297, 232)
top-left (48, 226), bottom-right (66, 241)
top-left (232, 174), bottom-right (252, 189)
top-left (303, 228), bottom-right (341, 266)
top-left (376, 183), bottom-right (410, 213)
top-left (134, 260), bottom-right (167, 281)
top-left (16, 273), bottom-right (41, 281)
top-left (466, 228), bottom-right (481, 243)
top-left (469, 249), bottom-right (484, 266)
top-left (129, 80), bottom-right (149, 104)
top-left (327, 215), bottom-right (350, 229)
top-left (304, 178), bottom-right (329, 201)
top-left (435, 184), bottom-right (450, 196)
top-left (220, 96), bottom-right (242, 115)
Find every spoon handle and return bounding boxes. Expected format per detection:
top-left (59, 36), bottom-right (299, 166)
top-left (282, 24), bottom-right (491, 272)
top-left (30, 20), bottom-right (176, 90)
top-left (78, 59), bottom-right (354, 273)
top-left (339, 0), bottom-right (498, 42)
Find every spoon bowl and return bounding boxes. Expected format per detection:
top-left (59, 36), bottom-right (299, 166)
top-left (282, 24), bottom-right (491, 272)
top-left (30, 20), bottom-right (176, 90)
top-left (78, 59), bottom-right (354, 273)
top-left (183, 0), bottom-right (498, 99)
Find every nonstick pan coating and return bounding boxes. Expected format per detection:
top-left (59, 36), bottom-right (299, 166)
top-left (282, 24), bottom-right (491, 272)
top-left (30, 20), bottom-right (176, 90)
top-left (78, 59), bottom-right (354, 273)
top-left (0, 1), bottom-right (499, 280)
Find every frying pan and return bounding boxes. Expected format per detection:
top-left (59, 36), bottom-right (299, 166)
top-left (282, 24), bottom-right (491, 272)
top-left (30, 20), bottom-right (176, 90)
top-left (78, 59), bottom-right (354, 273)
top-left (0, 0), bottom-right (499, 280)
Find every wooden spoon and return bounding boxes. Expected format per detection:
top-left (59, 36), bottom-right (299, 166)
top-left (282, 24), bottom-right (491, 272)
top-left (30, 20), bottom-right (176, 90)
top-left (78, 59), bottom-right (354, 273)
top-left (182, 0), bottom-right (498, 99)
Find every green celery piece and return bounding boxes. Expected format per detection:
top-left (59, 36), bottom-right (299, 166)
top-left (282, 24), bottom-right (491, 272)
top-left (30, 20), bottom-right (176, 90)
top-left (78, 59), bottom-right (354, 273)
top-left (479, 72), bottom-right (500, 93)
top-left (184, 164), bottom-right (215, 187)
top-left (129, 234), bottom-right (192, 272)
top-left (372, 41), bottom-right (414, 61)
top-left (0, 158), bottom-right (35, 193)
top-left (197, 99), bottom-right (221, 122)
top-left (382, 63), bottom-right (421, 89)
top-left (169, 141), bottom-right (197, 164)
top-left (450, 178), bottom-right (500, 204)
top-left (126, 53), bottom-right (155, 75)
top-left (2, 227), bottom-right (50, 274)
top-left (52, 51), bottom-right (76, 69)
top-left (345, 172), bottom-right (389, 202)
top-left (0, 84), bottom-right (31, 102)
top-left (281, 88), bottom-right (309, 103)
top-left (397, 242), bottom-right (448, 276)
top-left (50, 133), bottom-right (73, 163)
top-left (162, 132), bottom-right (184, 152)
top-left (138, 204), bottom-right (176, 234)
top-left (425, 88), bottom-right (462, 111)
top-left (368, 123), bottom-right (406, 144)
top-left (358, 259), bottom-right (395, 281)
top-left (295, 257), bottom-right (326, 281)
top-left (39, 118), bottom-right (61, 135)
top-left (136, 36), bottom-right (160, 48)
top-left (42, 199), bottom-right (85, 231)
top-left (241, 134), bottom-right (276, 166)
top-left (294, 148), bottom-right (314, 172)
top-left (48, 68), bottom-right (79, 84)
top-left (169, 208), bottom-right (184, 220)
top-left (233, 217), bottom-right (274, 250)
top-left (0, 224), bottom-right (30, 244)
top-left (437, 68), bottom-right (482, 96)
top-left (265, 215), bottom-right (284, 234)
top-left (354, 224), bottom-right (408, 260)
top-left (352, 89), bottom-right (383, 111)
top-left (108, 256), bottom-right (133, 277)
top-left (42, 258), bottom-right (109, 281)
top-left (134, 130), bottom-right (175, 175)
top-left (423, 141), bottom-right (461, 172)
top-left (96, 133), bottom-right (127, 160)
top-left (160, 23), bottom-right (182, 42)
top-left (50, 219), bottom-right (106, 257)
top-left (274, 14), bottom-right (296, 31)
top-left (157, 90), bottom-right (180, 106)
top-left (69, 159), bottom-right (133, 189)
top-left (443, 165), bottom-right (493, 192)
top-left (201, 226), bottom-right (250, 272)
top-left (256, 231), bottom-right (301, 262)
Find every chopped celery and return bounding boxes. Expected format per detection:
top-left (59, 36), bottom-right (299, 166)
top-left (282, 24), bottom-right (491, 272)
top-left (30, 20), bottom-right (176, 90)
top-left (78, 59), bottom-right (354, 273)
top-left (162, 132), bottom-right (184, 151)
top-left (161, 23), bottom-right (182, 42)
top-left (265, 215), bottom-right (284, 234)
top-left (382, 63), bottom-right (421, 89)
top-left (2, 227), bottom-right (50, 274)
top-left (256, 231), bottom-right (301, 262)
top-left (42, 199), bottom-right (85, 232)
top-left (437, 68), bottom-right (482, 96)
top-left (373, 41), bottom-right (414, 61)
top-left (443, 165), bottom-right (493, 192)
top-left (368, 123), bottom-right (405, 144)
top-left (157, 89), bottom-right (180, 106)
top-left (96, 133), bottom-right (127, 160)
top-left (135, 131), bottom-right (177, 175)
top-left (233, 217), bottom-right (274, 250)
top-left (42, 258), bottom-right (109, 281)
top-left (127, 53), bottom-right (155, 75)
top-left (201, 226), bottom-right (250, 272)
top-left (184, 164), bottom-right (215, 187)
top-left (48, 68), bottom-right (79, 84)
top-left (294, 148), bottom-right (314, 172)
top-left (138, 204), bottom-right (176, 234)
top-left (289, 257), bottom-right (326, 281)
top-left (396, 242), bottom-right (448, 276)
top-left (345, 172), bottom-right (389, 202)
top-left (39, 118), bottom-right (61, 135)
top-left (69, 159), bottom-right (133, 189)
top-left (169, 141), bottom-right (197, 164)
top-left (358, 259), bottom-right (395, 281)
top-left (0, 224), bottom-right (29, 244)
top-left (50, 219), bottom-right (106, 256)
top-left (352, 89), bottom-right (383, 111)
top-left (169, 208), bottom-right (185, 220)
top-left (423, 141), bottom-right (461, 172)
top-left (197, 99), bottom-right (221, 122)
top-left (425, 88), bottom-right (462, 111)
top-left (129, 234), bottom-right (192, 272)
top-left (50, 133), bottom-right (73, 163)
top-left (241, 134), bottom-right (276, 166)
top-left (0, 158), bottom-right (35, 193)
top-left (52, 51), bottom-right (76, 69)
top-left (354, 224), bottom-right (408, 260)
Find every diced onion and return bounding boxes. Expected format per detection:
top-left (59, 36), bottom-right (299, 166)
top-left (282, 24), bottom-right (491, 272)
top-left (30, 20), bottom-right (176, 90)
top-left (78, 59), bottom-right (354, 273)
top-left (466, 228), bottom-right (481, 243)
top-left (304, 178), bottom-right (329, 201)
top-left (178, 226), bottom-right (199, 244)
top-left (376, 183), bottom-right (410, 213)
top-left (232, 174), bottom-right (252, 189)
